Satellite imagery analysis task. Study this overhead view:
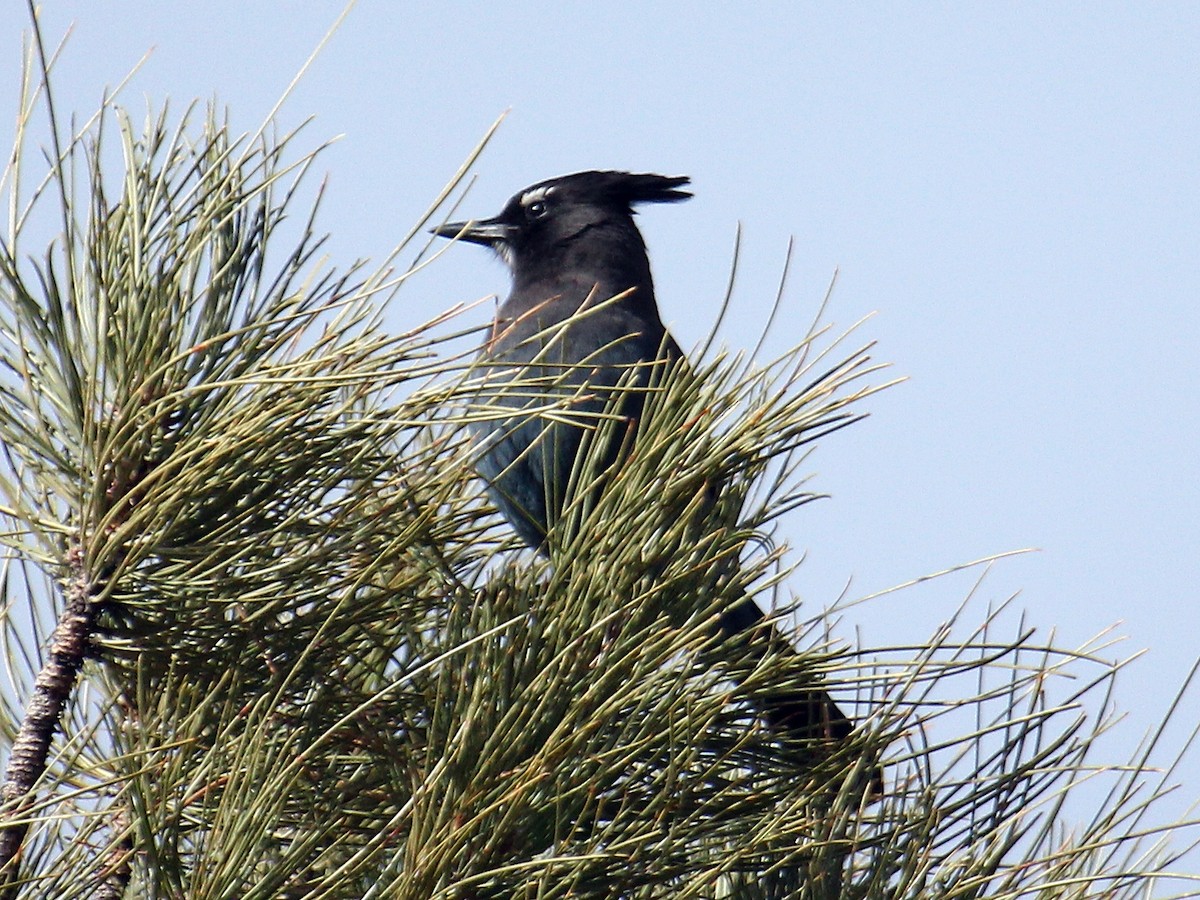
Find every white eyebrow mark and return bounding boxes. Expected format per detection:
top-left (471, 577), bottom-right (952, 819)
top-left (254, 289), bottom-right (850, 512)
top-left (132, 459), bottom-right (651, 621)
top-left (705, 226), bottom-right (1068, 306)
top-left (520, 185), bottom-right (555, 207)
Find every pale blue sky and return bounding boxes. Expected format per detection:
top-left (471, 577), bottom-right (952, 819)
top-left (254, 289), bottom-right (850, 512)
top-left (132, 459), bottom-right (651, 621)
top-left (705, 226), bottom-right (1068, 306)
top-left (7, 0), bottom-right (1199, 855)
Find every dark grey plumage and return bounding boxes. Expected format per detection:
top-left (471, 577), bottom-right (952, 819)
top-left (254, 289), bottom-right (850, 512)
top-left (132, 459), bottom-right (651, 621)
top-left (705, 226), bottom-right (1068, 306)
top-left (437, 172), bottom-right (688, 547)
top-left (434, 170), bottom-right (877, 790)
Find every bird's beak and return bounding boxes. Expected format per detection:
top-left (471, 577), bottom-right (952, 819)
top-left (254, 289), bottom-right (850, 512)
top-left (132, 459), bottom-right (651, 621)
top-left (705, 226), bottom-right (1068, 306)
top-left (430, 217), bottom-right (513, 247)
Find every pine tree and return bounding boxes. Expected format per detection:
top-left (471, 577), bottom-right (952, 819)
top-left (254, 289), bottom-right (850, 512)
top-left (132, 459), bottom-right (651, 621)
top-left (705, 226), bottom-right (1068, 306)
top-left (0, 18), bottom-right (1195, 900)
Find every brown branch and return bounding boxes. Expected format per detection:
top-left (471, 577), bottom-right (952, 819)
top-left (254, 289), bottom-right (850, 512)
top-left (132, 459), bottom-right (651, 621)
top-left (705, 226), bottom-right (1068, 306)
top-left (0, 553), bottom-right (97, 898)
top-left (92, 803), bottom-right (133, 900)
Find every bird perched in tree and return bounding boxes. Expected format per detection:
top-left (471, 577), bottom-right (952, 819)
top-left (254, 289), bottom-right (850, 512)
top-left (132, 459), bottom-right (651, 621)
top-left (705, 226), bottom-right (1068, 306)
top-left (433, 170), bottom-right (878, 791)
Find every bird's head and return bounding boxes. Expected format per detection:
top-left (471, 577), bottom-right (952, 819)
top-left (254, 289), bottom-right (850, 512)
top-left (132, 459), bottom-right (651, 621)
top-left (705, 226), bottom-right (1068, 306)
top-left (432, 171), bottom-right (691, 281)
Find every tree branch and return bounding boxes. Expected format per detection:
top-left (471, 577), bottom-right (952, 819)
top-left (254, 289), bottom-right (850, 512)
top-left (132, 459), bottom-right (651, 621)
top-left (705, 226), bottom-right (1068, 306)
top-left (0, 548), bottom-right (96, 897)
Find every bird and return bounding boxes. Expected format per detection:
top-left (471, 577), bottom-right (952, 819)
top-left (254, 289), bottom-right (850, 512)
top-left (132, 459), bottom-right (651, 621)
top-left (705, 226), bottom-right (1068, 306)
top-left (432, 170), bottom-right (878, 791)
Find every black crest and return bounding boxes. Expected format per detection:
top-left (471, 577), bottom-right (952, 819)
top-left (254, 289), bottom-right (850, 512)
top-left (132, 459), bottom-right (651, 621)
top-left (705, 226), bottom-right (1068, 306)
top-left (527, 170), bottom-right (692, 211)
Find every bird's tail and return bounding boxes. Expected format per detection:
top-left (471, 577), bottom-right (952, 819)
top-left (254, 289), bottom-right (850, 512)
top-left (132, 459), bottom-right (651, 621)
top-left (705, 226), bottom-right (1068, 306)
top-left (717, 595), bottom-right (885, 798)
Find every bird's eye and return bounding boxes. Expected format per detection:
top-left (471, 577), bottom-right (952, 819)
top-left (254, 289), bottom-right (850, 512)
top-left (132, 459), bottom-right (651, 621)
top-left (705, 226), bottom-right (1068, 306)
top-left (526, 200), bottom-right (548, 219)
